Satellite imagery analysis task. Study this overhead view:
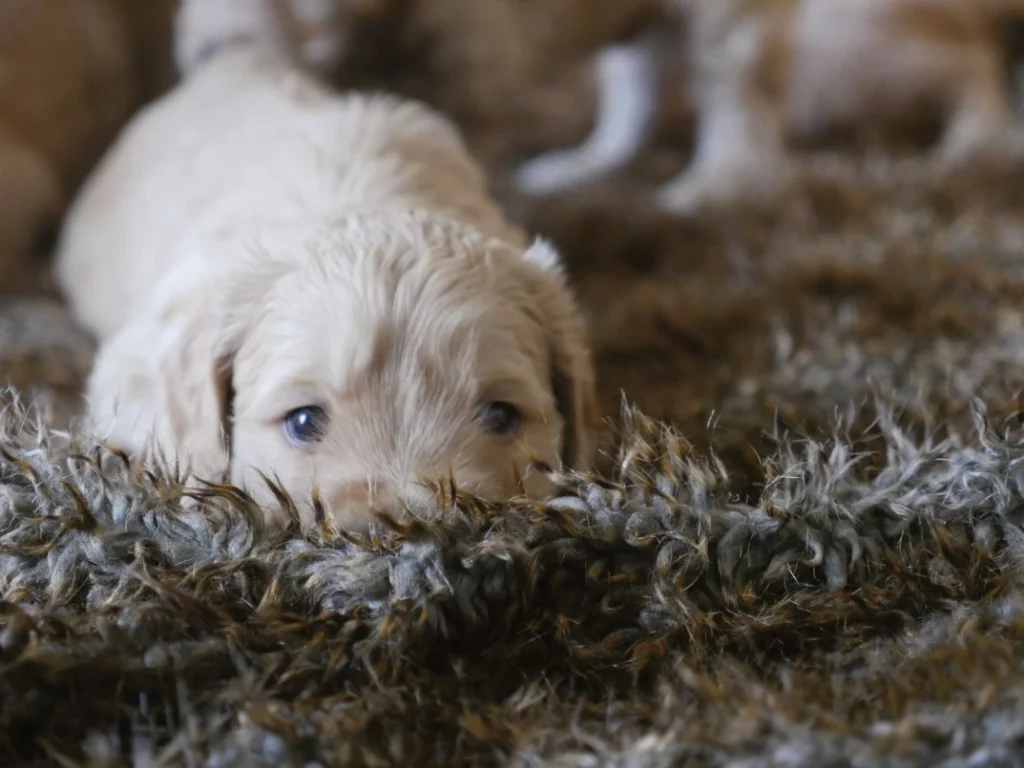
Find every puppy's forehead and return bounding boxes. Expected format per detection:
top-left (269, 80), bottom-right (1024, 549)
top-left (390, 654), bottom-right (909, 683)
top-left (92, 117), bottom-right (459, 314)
top-left (248, 221), bottom-right (544, 394)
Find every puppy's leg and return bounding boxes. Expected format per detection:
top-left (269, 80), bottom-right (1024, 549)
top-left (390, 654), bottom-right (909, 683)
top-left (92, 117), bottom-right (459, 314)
top-left (515, 37), bottom-right (659, 195)
top-left (657, 0), bottom-right (795, 214)
top-left (936, 42), bottom-right (1017, 165)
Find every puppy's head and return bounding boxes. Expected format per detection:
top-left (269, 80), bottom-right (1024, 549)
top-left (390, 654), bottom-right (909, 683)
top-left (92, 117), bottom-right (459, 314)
top-left (172, 211), bottom-right (596, 530)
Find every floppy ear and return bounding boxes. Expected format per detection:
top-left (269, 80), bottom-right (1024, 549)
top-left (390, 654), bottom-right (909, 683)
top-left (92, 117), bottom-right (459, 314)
top-left (157, 301), bottom-right (239, 478)
top-left (85, 269), bottom-right (239, 481)
top-left (522, 238), bottom-right (600, 470)
top-left (86, 252), bottom-right (287, 482)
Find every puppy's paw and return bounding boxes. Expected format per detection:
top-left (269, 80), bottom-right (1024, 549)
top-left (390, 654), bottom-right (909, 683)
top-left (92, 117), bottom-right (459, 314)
top-left (656, 155), bottom-right (792, 214)
top-left (654, 173), bottom-right (708, 215)
top-left (935, 117), bottom-right (1019, 170)
top-left (515, 148), bottom-right (622, 195)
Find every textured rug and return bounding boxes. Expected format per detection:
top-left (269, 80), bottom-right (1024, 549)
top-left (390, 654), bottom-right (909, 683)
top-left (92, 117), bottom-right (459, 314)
top-left (5, 151), bottom-right (1024, 766)
top-left (7, 20), bottom-right (1024, 761)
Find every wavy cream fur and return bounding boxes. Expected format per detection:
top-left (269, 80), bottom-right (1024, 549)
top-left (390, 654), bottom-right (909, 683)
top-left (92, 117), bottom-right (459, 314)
top-left (55, 45), bottom-right (597, 531)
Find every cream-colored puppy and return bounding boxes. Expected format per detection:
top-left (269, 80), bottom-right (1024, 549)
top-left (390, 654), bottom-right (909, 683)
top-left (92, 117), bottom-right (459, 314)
top-left (517, 0), bottom-right (1024, 212)
top-left (55, 43), bottom-right (597, 531)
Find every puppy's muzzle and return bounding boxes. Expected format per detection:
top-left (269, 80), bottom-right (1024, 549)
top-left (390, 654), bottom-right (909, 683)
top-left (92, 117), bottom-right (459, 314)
top-left (327, 478), bottom-right (436, 526)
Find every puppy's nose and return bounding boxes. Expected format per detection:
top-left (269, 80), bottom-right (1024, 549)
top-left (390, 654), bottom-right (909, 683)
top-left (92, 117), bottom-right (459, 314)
top-left (329, 479), bottom-right (397, 520)
top-left (328, 477), bottom-right (439, 530)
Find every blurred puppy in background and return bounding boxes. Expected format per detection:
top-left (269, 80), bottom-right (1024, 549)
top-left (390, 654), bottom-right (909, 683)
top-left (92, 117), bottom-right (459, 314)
top-left (305, 0), bottom-right (671, 168)
top-left (56, 0), bottom-right (598, 532)
top-left (0, 0), bottom-right (176, 295)
top-left (517, 0), bottom-right (1024, 213)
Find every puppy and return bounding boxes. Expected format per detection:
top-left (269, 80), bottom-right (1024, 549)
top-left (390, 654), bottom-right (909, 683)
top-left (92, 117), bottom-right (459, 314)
top-left (516, 0), bottom-right (1024, 213)
top-left (0, 0), bottom-right (175, 295)
top-left (54, 41), bottom-right (598, 532)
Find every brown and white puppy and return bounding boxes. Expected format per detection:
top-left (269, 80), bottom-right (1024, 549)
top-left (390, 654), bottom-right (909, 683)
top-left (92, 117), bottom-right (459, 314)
top-left (54, 39), bottom-right (597, 531)
top-left (0, 0), bottom-right (176, 295)
top-left (516, 0), bottom-right (1024, 213)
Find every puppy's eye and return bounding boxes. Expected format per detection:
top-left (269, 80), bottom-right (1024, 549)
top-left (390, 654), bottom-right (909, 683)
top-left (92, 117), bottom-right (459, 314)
top-left (284, 405), bottom-right (328, 445)
top-left (477, 401), bottom-right (522, 437)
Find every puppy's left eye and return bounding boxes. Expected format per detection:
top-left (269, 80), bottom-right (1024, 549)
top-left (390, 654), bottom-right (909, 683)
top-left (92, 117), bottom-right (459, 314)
top-left (284, 405), bottom-right (328, 445)
top-left (477, 401), bottom-right (522, 437)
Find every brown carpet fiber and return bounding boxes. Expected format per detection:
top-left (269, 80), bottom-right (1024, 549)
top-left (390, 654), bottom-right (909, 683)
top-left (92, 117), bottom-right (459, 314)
top-left (6, 40), bottom-right (1024, 767)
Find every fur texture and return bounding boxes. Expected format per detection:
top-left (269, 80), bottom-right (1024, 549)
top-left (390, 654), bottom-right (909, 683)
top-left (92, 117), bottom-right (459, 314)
top-left (55, 42), bottom-right (597, 531)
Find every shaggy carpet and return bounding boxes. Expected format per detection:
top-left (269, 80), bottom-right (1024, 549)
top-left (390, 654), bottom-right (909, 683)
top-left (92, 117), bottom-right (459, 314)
top-left (7, 31), bottom-right (1024, 766)
top-left (5, 151), bottom-right (1024, 766)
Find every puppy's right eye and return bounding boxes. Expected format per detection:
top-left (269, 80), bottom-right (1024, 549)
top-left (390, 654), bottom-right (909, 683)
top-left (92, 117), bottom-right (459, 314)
top-left (477, 401), bottom-right (522, 437)
top-left (284, 406), bottom-right (328, 445)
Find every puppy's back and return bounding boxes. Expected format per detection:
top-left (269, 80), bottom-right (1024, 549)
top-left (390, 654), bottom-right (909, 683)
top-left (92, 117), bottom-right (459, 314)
top-left (56, 45), bottom-right (520, 340)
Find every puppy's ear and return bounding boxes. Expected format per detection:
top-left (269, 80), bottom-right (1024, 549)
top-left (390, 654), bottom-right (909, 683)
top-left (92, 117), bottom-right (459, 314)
top-left (522, 237), bottom-right (567, 283)
top-left (160, 301), bottom-right (241, 477)
top-left (86, 269), bottom-right (241, 481)
top-left (522, 238), bottom-right (599, 470)
top-left (87, 253), bottom-right (288, 482)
